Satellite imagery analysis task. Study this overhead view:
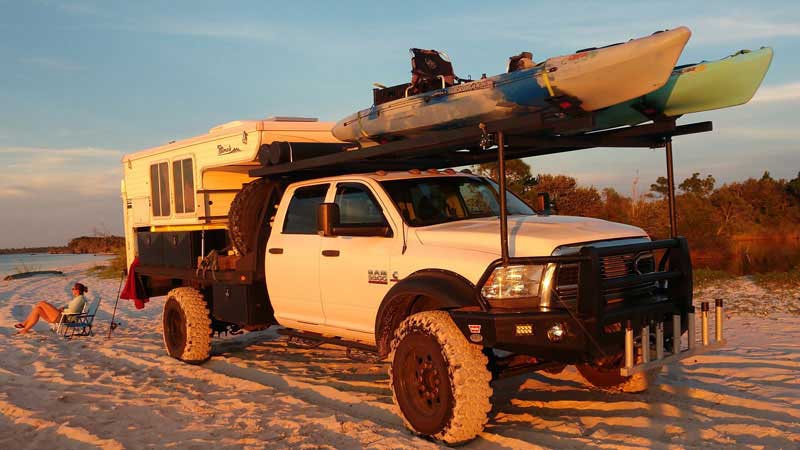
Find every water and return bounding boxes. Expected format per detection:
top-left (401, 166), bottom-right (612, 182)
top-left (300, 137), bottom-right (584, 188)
top-left (694, 238), bottom-right (800, 276)
top-left (0, 253), bottom-right (112, 279)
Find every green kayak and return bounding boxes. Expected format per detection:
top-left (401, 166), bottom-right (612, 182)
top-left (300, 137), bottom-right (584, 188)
top-left (594, 47), bottom-right (773, 130)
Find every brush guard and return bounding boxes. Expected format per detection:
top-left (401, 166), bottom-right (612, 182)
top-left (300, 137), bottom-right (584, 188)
top-left (621, 299), bottom-right (726, 376)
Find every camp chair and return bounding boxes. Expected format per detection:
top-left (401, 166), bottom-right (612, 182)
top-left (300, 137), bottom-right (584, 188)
top-left (54, 297), bottom-right (101, 338)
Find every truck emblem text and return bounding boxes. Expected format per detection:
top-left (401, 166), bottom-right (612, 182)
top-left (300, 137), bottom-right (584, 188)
top-left (368, 269), bottom-right (388, 285)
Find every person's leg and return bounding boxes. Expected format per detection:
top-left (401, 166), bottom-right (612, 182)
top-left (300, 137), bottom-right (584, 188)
top-left (19, 302), bottom-right (60, 333)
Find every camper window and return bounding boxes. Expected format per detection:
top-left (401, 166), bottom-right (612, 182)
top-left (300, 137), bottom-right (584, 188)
top-left (172, 158), bottom-right (195, 214)
top-left (149, 162), bottom-right (171, 217)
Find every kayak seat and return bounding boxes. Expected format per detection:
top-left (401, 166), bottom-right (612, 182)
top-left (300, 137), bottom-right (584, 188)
top-left (409, 48), bottom-right (458, 96)
top-left (507, 51), bottom-right (535, 72)
top-left (373, 83), bottom-right (412, 106)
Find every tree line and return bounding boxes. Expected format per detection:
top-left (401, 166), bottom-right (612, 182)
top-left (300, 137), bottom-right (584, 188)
top-left (476, 160), bottom-right (800, 250)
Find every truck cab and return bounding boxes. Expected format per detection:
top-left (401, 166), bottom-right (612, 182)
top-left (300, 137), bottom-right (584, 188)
top-left (266, 170), bottom-right (651, 347)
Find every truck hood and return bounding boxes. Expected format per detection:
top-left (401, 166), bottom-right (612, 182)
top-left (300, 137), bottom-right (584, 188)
top-left (413, 215), bottom-right (647, 256)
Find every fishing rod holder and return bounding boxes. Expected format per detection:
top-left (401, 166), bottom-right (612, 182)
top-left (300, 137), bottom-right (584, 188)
top-left (621, 300), bottom-right (726, 376)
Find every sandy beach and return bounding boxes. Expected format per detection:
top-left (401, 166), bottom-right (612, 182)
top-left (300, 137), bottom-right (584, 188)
top-left (1, 262), bottom-right (799, 449)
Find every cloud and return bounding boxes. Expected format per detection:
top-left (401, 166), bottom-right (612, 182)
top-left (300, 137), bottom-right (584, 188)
top-left (717, 127), bottom-right (800, 141)
top-left (692, 17), bottom-right (800, 44)
top-left (0, 146), bottom-right (122, 157)
top-left (154, 20), bottom-right (278, 42)
top-left (750, 82), bottom-right (800, 104)
top-left (0, 146), bottom-right (123, 199)
top-left (20, 56), bottom-right (83, 72)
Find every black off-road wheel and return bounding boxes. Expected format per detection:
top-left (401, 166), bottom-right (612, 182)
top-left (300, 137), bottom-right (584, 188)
top-left (576, 352), bottom-right (658, 393)
top-left (389, 311), bottom-right (492, 445)
top-left (162, 287), bottom-right (212, 364)
top-left (228, 178), bottom-right (278, 255)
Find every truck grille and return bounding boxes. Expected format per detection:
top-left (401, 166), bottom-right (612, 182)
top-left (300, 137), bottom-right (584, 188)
top-left (553, 252), bottom-right (656, 308)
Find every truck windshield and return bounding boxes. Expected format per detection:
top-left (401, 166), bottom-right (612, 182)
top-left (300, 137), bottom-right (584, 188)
top-left (381, 176), bottom-right (535, 227)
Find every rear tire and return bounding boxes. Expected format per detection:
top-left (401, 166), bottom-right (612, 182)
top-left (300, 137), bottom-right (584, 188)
top-left (162, 287), bottom-right (212, 364)
top-left (389, 311), bottom-right (492, 445)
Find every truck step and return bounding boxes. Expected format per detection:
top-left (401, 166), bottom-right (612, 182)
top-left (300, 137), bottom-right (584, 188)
top-left (277, 328), bottom-right (379, 356)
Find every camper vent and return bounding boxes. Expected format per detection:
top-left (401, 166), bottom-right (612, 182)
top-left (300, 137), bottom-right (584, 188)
top-left (209, 121), bottom-right (246, 133)
top-left (264, 116), bottom-right (318, 122)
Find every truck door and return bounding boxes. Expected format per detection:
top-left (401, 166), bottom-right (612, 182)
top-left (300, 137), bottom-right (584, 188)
top-left (319, 182), bottom-right (396, 334)
top-left (265, 183), bottom-right (330, 325)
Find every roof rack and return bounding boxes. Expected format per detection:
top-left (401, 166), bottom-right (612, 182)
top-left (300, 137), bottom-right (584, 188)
top-left (248, 117), bottom-right (712, 179)
top-left (249, 116), bottom-right (713, 260)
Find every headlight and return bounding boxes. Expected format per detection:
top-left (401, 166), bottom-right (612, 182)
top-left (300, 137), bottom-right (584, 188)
top-left (481, 264), bottom-right (545, 300)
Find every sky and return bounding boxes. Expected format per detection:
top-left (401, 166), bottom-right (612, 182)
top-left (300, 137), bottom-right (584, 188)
top-left (0, 0), bottom-right (798, 247)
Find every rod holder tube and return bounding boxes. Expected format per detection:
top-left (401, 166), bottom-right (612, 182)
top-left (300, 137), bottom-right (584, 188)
top-left (641, 323), bottom-right (650, 363)
top-left (673, 314), bottom-right (681, 354)
top-left (656, 321), bottom-right (664, 360)
top-left (625, 320), bottom-right (634, 369)
top-left (688, 306), bottom-right (696, 350)
top-left (701, 302), bottom-right (710, 346)
top-left (715, 298), bottom-right (724, 342)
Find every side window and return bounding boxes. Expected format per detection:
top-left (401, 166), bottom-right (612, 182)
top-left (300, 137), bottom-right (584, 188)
top-left (149, 162), bottom-right (171, 217)
top-left (283, 184), bottom-right (330, 234)
top-left (334, 183), bottom-right (388, 226)
top-left (172, 158), bottom-right (195, 214)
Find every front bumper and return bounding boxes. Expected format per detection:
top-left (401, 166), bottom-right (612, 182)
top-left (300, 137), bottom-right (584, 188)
top-left (448, 238), bottom-right (725, 375)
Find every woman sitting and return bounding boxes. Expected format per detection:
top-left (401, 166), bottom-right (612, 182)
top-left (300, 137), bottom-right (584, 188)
top-left (15, 283), bottom-right (88, 334)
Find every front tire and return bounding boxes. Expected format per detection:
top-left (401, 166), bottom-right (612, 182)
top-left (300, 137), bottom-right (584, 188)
top-left (389, 311), bottom-right (492, 445)
top-left (162, 287), bottom-right (212, 364)
top-left (576, 352), bottom-right (658, 393)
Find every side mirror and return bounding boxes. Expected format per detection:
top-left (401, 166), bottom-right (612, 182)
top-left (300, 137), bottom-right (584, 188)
top-left (535, 192), bottom-right (552, 215)
top-left (317, 203), bottom-right (340, 237)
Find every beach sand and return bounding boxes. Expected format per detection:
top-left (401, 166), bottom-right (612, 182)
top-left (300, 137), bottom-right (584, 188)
top-left (1, 262), bottom-right (799, 449)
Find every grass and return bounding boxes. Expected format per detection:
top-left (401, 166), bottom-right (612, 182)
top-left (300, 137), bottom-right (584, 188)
top-left (693, 268), bottom-right (735, 290)
top-left (753, 268), bottom-right (800, 289)
top-left (12, 262), bottom-right (42, 274)
top-left (86, 245), bottom-right (127, 279)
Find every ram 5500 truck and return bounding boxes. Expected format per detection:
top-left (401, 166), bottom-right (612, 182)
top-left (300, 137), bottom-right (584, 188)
top-left (122, 117), bottom-right (723, 445)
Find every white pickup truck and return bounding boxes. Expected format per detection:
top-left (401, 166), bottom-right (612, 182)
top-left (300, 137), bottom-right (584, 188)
top-left (123, 118), bottom-right (721, 445)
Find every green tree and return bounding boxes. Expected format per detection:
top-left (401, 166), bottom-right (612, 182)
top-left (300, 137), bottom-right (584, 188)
top-left (679, 172), bottom-right (715, 197)
top-left (649, 176), bottom-right (670, 198)
top-left (474, 159), bottom-right (537, 197)
top-left (534, 174), bottom-right (602, 216)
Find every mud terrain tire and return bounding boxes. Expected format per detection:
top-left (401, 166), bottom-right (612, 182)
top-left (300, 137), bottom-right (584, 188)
top-left (389, 311), bottom-right (492, 445)
top-left (162, 287), bottom-right (212, 364)
top-left (228, 178), bottom-right (278, 255)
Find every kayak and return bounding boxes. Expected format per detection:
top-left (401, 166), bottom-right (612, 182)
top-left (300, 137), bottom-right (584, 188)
top-left (333, 27), bottom-right (691, 145)
top-left (593, 47), bottom-right (774, 130)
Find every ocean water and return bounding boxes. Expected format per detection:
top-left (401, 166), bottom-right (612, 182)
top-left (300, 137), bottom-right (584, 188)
top-left (0, 253), bottom-right (112, 279)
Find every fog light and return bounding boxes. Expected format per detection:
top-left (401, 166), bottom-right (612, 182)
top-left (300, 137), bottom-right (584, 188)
top-left (515, 324), bottom-right (533, 336)
top-left (547, 323), bottom-right (567, 342)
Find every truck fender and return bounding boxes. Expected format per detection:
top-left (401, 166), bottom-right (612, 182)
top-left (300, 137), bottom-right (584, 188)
top-left (374, 270), bottom-right (477, 358)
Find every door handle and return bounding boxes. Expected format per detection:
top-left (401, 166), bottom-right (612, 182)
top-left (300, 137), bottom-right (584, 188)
top-left (322, 250), bottom-right (340, 257)
top-left (268, 248), bottom-right (284, 254)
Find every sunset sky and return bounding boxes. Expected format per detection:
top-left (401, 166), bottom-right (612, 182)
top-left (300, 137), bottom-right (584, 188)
top-left (1, 1), bottom-right (798, 247)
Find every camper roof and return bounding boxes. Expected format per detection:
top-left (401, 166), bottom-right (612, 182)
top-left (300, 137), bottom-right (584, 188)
top-left (122, 117), bottom-right (333, 163)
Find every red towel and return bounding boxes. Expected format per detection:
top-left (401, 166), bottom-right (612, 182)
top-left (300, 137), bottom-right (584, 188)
top-left (120, 257), bottom-right (150, 309)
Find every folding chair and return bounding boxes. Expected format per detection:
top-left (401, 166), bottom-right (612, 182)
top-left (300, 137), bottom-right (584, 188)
top-left (55, 297), bottom-right (101, 338)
